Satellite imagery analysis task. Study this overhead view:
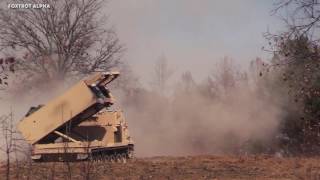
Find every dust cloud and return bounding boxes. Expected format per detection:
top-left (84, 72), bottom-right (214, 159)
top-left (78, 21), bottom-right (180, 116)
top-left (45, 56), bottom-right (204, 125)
top-left (118, 60), bottom-right (285, 157)
top-left (0, 79), bottom-right (72, 120)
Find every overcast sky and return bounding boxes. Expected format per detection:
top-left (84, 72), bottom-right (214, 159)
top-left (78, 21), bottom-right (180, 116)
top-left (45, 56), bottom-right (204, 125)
top-left (107, 0), bottom-right (284, 83)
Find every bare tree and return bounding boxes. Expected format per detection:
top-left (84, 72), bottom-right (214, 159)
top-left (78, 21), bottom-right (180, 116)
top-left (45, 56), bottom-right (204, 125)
top-left (212, 57), bottom-right (237, 91)
top-left (180, 71), bottom-right (195, 92)
top-left (151, 55), bottom-right (173, 94)
top-left (0, 57), bottom-right (15, 90)
top-left (272, 0), bottom-right (320, 39)
top-left (0, 111), bottom-right (21, 180)
top-left (80, 140), bottom-right (95, 180)
top-left (268, 0), bottom-right (320, 95)
top-left (211, 56), bottom-right (247, 95)
top-left (265, 0), bottom-right (320, 64)
top-left (0, 0), bottom-right (124, 86)
top-left (63, 119), bottom-right (73, 180)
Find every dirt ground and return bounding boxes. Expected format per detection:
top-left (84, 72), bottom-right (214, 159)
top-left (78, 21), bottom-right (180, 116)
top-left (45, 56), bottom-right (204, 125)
top-left (2, 155), bottom-right (320, 180)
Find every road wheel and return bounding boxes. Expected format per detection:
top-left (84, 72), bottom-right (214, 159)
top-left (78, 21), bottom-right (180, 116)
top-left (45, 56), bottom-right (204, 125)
top-left (121, 153), bottom-right (127, 163)
top-left (116, 154), bottom-right (122, 163)
top-left (127, 150), bottom-right (134, 159)
top-left (105, 155), bottom-right (111, 162)
top-left (110, 154), bottom-right (116, 163)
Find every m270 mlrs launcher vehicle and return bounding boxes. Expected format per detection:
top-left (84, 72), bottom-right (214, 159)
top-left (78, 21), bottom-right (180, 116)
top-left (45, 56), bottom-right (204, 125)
top-left (18, 72), bottom-right (134, 162)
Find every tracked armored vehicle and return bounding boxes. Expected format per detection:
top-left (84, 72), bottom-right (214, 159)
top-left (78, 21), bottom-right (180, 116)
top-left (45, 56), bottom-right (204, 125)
top-left (18, 72), bottom-right (134, 162)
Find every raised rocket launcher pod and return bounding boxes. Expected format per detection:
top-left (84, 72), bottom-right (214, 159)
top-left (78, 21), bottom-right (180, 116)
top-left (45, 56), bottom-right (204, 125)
top-left (18, 72), bottom-right (134, 162)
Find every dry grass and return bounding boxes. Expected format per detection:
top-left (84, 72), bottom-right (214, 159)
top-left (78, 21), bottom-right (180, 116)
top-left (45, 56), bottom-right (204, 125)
top-left (1, 155), bottom-right (320, 180)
